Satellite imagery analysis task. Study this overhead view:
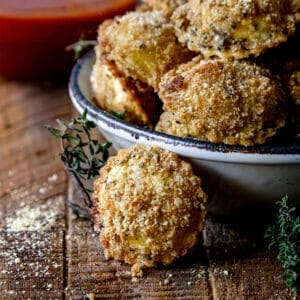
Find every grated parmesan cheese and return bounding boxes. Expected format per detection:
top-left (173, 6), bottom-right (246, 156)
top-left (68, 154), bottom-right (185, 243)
top-left (5, 200), bottom-right (59, 232)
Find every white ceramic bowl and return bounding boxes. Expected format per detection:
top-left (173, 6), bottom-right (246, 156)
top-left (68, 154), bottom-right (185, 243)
top-left (69, 51), bottom-right (300, 214)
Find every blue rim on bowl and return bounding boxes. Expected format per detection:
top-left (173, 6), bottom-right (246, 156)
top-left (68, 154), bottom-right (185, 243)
top-left (69, 50), bottom-right (300, 164)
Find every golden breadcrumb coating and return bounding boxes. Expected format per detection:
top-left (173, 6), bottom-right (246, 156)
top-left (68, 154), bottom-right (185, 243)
top-left (91, 46), bottom-right (161, 127)
top-left (172, 0), bottom-right (295, 59)
top-left (99, 10), bottom-right (194, 91)
top-left (93, 145), bottom-right (207, 277)
top-left (143, 0), bottom-right (188, 16)
top-left (287, 70), bottom-right (300, 105)
top-left (156, 56), bottom-right (287, 146)
top-left (291, 0), bottom-right (300, 23)
top-left (286, 69), bottom-right (300, 133)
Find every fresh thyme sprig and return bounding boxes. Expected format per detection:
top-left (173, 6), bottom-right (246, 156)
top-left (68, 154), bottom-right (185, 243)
top-left (45, 109), bottom-right (112, 209)
top-left (265, 196), bottom-right (300, 295)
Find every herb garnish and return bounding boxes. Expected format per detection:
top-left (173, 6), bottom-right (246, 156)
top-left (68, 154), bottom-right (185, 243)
top-left (265, 196), bottom-right (300, 295)
top-left (66, 38), bottom-right (97, 60)
top-left (110, 110), bottom-right (125, 120)
top-left (45, 109), bottom-right (112, 210)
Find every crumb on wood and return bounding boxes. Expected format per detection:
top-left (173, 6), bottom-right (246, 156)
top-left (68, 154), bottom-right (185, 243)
top-left (48, 174), bottom-right (58, 183)
top-left (38, 187), bottom-right (47, 195)
top-left (5, 199), bottom-right (60, 232)
top-left (131, 263), bottom-right (143, 279)
top-left (0, 231), bottom-right (62, 295)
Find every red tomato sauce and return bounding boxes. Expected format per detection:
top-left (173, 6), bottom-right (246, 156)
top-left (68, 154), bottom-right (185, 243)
top-left (0, 0), bottom-right (136, 79)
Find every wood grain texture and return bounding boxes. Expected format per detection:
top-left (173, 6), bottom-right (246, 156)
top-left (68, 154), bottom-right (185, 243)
top-left (203, 217), bottom-right (293, 299)
top-left (0, 231), bottom-right (65, 299)
top-left (0, 79), bottom-right (294, 299)
top-left (0, 79), bottom-right (70, 298)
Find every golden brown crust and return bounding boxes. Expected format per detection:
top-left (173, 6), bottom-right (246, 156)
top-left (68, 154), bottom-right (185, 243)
top-left (290, 0), bottom-right (300, 23)
top-left (93, 145), bottom-right (207, 276)
top-left (99, 10), bottom-right (194, 91)
top-left (172, 0), bottom-right (295, 59)
top-left (287, 70), bottom-right (300, 105)
top-left (156, 56), bottom-right (287, 146)
top-left (143, 0), bottom-right (188, 16)
top-left (91, 45), bottom-right (161, 127)
top-left (285, 69), bottom-right (300, 134)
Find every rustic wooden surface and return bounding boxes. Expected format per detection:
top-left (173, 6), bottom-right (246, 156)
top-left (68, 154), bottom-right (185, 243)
top-left (0, 78), bottom-right (294, 299)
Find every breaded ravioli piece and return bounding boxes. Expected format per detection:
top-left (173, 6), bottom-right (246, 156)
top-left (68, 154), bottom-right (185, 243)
top-left (156, 56), bottom-right (287, 146)
top-left (93, 145), bottom-right (207, 278)
top-left (143, 0), bottom-right (188, 16)
top-left (286, 69), bottom-right (300, 133)
top-left (172, 0), bottom-right (295, 59)
top-left (99, 10), bottom-right (194, 91)
top-left (287, 70), bottom-right (300, 105)
top-left (91, 46), bottom-right (161, 127)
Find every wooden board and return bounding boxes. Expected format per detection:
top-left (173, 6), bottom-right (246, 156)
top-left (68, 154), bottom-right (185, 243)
top-left (0, 79), bottom-right (294, 299)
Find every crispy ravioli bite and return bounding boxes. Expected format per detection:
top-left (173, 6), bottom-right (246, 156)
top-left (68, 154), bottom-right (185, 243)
top-left (99, 10), bottom-right (194, 91)
top-left (286, 69), bottom-right (300, 133)
top-left (172, 0), bottom-right (295, 59)
top-left (93, 145), bottom-right (207, 278)
top-left (288, 70), bottom-right (300, 105)
top-left (91, 46), bottom-right (161, 127)
top-left (156, 56), bottom-right (287, 146)
top-left (143, 0), bottom-right (188, 16)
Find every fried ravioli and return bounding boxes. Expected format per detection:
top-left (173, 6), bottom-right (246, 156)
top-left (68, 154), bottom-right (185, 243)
top-left (99, 10), bottom-right (194, 91)
top-left (156, 56), bottom-right (287, 146)
top-left (286, 69), bottom-right (300, 105)
top-left (286, 69), bottom-right (300, 133)
top-left (91, 46), bottom-right (161, 127)
top-left (93, 145), bottom-right (207, 278)
top-left (172, 0), bottom-right (295, 59)
top-left (143, 0), bottom-right (188, 16)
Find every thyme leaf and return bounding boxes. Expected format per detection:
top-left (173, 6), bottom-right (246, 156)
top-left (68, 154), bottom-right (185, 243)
top-left (44, 125), bottom-right (62, 138)
top-left (110, 110), bottom-right (125, 120)
top-left (66, 38), bottom-right (97, 60)
top-left (265, 196), bottom-right (300, 295)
